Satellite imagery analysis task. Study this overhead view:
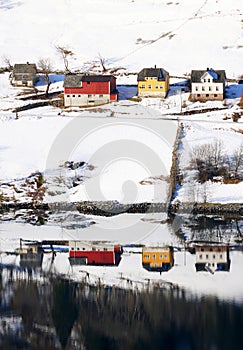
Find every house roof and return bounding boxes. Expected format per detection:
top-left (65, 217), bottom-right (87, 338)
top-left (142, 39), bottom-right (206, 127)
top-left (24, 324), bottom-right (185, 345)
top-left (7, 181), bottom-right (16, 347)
top-left (13, 63), bottom-right (37, 74)
top-left (64, 74), bottom-right (115, 88)
top-left (137, 67), bottom-right (169, 81)
top-left (191, 69), bottom-right (226, 83)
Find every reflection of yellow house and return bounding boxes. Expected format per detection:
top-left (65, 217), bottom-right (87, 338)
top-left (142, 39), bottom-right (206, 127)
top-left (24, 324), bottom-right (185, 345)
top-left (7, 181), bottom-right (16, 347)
top-left (142, 246), bottom-right (174, 272)
top-left (137, 66), bottom-right (169, 98)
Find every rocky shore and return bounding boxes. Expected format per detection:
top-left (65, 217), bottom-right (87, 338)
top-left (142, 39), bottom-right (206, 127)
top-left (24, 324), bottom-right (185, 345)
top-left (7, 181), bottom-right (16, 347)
top-left (0, 200), bottom-right (242, 217)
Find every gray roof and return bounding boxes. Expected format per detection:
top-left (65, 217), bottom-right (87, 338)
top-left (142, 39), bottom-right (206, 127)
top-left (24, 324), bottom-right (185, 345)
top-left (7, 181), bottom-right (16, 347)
top-left (191, 69), bottom-right (226, 83)
top-left (13, 63), bottom-right (37, 74)
top-left (64, 74), bottom-right (115, 88)
top-left (137, 67), bottom-right (169, 81)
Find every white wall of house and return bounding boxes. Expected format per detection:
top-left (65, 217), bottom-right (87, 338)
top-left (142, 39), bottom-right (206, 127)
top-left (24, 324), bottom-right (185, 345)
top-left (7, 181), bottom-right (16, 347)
top-left (196, 249), bottom-right (228, 272)
top-left (191, 82), bottom-right (224, 95)
top-left (69, 241), bottom-right (114, 252)
top-left (11, 78), bottom-right (33, 87)
top-left (64, 93), bottom-right (110, 107)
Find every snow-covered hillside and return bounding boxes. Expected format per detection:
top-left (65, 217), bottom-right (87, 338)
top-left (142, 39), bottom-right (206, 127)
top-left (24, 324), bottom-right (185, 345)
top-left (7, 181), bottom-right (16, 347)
top-left (0, 0), bottom-right (242, 77)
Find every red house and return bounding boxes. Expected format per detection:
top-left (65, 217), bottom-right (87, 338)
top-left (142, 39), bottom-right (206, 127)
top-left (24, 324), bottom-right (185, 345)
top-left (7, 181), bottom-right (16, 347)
top-left (64, 73), bottom-right (118, 107)
top-left (69, 241), bottom-right (123, 266)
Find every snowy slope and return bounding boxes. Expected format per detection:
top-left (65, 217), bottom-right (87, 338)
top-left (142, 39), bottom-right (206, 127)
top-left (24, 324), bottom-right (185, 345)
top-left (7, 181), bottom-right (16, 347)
top-left (0, 0), bottom-right (242, 77)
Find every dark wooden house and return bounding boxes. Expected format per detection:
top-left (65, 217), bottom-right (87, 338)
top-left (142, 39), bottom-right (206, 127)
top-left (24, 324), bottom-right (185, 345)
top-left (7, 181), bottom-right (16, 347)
top-left (10, 63), bottom-right (39, 87)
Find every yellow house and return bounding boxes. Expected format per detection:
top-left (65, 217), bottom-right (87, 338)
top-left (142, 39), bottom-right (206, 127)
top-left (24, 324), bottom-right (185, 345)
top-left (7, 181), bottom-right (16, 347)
top-left (142, 246), bottom-right (174, 272)
top-left (137, 66), bottom-right (170, 98)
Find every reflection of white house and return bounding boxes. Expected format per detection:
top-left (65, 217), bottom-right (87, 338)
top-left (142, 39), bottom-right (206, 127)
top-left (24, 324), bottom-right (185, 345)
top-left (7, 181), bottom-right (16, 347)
top-left (191, 68), bottom-right (226, 102)
top-left (195, 244), bottom-right (230, 273)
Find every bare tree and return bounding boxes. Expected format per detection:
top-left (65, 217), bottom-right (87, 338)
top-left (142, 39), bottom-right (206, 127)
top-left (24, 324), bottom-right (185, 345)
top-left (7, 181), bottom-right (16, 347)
top-left (98, 52), bottom-right (107, 72)
top-left (190, 140), bottom-right (224, 183)
top-left (56, 45), bottom-right (74, 72)
top-left (38, 58), bottom-right (53, 96)
top-left (1, 55), bottom-right (13, 70)
top-left (232, 143), bottom-right (243, 179)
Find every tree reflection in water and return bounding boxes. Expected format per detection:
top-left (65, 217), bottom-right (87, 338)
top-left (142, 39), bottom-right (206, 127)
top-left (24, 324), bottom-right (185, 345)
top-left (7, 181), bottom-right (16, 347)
top-left (0, 274), bottom-right (242, 350)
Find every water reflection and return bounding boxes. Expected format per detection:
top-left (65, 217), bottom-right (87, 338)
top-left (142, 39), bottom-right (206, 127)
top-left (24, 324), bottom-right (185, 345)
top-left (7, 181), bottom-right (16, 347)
top-left (0, 276), bottom-right (243, 350)
top-left (172, 214), bottom-right (243, 244)
top-left (194, 243), bottom-right (231, 273)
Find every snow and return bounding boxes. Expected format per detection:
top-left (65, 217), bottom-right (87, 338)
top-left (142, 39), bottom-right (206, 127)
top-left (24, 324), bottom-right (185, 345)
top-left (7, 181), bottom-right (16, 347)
top-left (175, 119), bottom-right (243, 204)
top-left (0, 0), bottom-right (242, 78)
top-left (0, 0), bottom-right (242, 301)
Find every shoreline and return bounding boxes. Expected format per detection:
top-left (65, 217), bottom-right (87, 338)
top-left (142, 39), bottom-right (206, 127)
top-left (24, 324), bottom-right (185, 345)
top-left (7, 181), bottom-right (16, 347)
top-left (0, 200), bottom-right (242, 217)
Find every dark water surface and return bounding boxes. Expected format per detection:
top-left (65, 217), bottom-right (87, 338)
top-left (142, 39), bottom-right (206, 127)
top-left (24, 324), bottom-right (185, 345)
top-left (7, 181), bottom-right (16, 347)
top-left (0, 275), bottom-right (243, 350)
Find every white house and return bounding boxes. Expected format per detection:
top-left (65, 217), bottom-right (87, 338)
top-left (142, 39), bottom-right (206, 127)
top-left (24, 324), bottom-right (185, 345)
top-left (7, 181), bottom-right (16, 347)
top-left (190, 68), bottom-right (226, 102)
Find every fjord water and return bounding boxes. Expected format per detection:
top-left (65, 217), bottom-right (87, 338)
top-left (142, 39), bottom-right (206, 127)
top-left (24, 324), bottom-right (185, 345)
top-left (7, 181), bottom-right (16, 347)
top-left (0, 213), bottom-right (242, 349)
top-left (0, 277), bottom-right (243, 350)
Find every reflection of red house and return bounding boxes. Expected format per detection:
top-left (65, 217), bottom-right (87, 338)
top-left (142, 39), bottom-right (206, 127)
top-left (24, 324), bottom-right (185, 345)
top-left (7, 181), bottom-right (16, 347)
top-left (69, 241), bottom-right (123, 266)
top-left (64, 74), bottom-right (118, 107)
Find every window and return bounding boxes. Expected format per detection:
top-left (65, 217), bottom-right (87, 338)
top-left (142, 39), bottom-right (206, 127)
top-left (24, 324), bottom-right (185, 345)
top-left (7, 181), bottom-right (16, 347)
top-left (209, 87), bottom-right (212, 91)
top-left (152, 254), bottom-right (156, 260)
top-left (208, 78), bottom-right (210, 82)
top-left (141, 84), bottom-right (145, 89)
top-left (160, 85), bottom-right (163, 89)
top-left (103, 248), bottom-right (107, 251)
top-left (206, 254), bottom-right (209, 259)
top-left (216, 86), bottom-right (219, 91)
top-left (71, 247), bottom-right (74, 250)
top-left (145, 77), bottom-right (148, 80)
top-left (201, 248), bottom-right (204, 252)
top-left (145, 254), bottom-right (150, 259)
top-left (153, 77), bottom-right (157, 80)
top-left (220, 254), bottom-right (223, 259)
top-left (78, 95), bottom-right (81, 97)
top-left (77, 247), bottom-right (80, 251)
top-left (92, 247), bottom-right (96, 251)
top-left (88, 94), bottom-right (92, 97)
top-left (199, 254), bottom-right (202, 259)
top-left (213, 255), bottom-right (216, 259)
top-left (87, 81), bottom-right (90, 84)
top-left (148, 85), bottom-right (152, 89)
top-left (99, 94), bottom-right (103, 98)
top-left (197, 94), bottom-right (201, 97)
top-left (67, 94), bottom-right (70, 97)
top-left (82, 248), bottom-right (85, 250)
top-left (72, 95), bottom-right (75, 97)
top-left (159, 254), bottom-right (163, 259)
top-left (202, 86), bottom-right (205, 91)
top-left (155, 85), bottom-right (158, 89)
top-left (214, 94), bottom-right (218, 97)
top-left (204, 79), bottom-right (206, 82)
top-left (195, 87), bottom-right (198, 91)
top-left (206, 94), bottom-right (209, 97)
top-left (164, 254), bottom-right (168, 259)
